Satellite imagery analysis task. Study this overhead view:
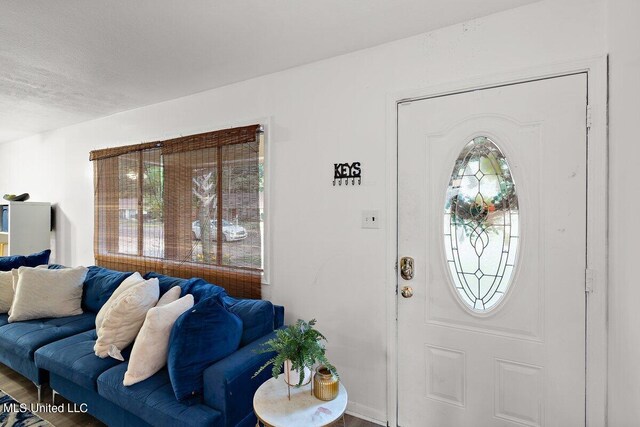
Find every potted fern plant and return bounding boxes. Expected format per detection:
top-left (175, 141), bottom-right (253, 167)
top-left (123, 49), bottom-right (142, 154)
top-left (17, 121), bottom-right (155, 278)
top-left (253, 319), bottom-right (338, 389)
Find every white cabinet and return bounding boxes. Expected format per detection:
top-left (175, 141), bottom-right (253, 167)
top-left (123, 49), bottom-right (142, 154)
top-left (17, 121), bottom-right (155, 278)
top-left (0, 202), bottom-right (51, 256)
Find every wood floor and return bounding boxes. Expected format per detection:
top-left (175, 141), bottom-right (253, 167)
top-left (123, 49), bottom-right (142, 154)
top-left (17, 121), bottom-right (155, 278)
top-left (0, 364), bottom-right (380, 427)
top-left (343, 414), bottom-right (381, 427)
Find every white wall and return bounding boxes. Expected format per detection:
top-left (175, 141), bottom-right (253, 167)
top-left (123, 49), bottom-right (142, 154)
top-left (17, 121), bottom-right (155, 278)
top-left (0, 0), bottom-right (608, 422)
top-left (607, 0), bottom-right (640, 425)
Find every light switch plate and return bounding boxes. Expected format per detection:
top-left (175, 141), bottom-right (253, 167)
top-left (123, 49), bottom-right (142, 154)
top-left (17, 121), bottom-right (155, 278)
top-left (362, 210), bottom-right (380, 229)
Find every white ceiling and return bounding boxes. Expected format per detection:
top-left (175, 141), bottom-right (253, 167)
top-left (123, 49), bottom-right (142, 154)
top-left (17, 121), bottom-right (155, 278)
top-left (0, 0), bottom-right (538, 143)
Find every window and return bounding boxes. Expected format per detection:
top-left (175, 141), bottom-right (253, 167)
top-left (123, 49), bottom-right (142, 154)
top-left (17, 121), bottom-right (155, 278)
top-left (91, 125), bottom-right (264, 298)
top-left (443, 136), bottom-right (519, 313)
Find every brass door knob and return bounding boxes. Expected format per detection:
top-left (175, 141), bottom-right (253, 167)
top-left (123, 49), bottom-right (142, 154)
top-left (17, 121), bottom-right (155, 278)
top-left (401, 286), bottom-right (413, 298)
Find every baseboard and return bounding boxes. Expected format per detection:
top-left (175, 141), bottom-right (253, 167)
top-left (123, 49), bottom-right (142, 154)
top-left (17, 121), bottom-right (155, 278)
top-left (346, 401), bottom-right (387, 426)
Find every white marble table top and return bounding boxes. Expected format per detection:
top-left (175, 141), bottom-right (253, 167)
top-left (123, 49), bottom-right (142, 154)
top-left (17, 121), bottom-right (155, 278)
top-left (253, 377), bottom-right (348, 427)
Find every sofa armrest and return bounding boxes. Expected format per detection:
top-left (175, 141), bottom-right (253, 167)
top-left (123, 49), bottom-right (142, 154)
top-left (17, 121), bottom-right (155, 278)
top-left (203, 329), bottom-right (279, 427)
top-left (274, 305), bottom-right (284, 329)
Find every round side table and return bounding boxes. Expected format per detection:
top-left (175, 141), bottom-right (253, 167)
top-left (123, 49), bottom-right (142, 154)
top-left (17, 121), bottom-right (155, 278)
top-left (253, 377), bottom-right (348, 427)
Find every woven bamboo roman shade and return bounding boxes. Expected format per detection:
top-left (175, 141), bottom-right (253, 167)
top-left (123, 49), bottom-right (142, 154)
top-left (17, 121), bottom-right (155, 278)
top-left (91, 125), bottom-right (263, 299)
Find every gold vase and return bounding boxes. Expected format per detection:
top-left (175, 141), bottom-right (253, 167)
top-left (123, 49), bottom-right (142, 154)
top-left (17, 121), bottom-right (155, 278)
top-left (313, 365), bottom-right (339, 401)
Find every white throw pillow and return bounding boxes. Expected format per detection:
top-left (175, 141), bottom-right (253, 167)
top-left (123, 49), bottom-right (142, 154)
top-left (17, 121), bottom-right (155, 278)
top-left (94, 278), bottom-right (159, 359)
top-left (8, 266), bottom-right (88, 322)
top-left (0, 271), bottom-right (14, 313)
top-left (8, 269), bottom-right (19, 316)
top-left (157, 286), bottom-right (181, 307)
top-left (95, 272), bottom-right (146, 330)
top-left (123, 294), bottom-right (194, 386)
top-left (11, 268), bottom-right (18, 290)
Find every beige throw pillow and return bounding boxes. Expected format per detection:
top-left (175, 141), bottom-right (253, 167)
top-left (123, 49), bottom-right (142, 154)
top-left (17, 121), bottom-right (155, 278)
top-left (123, 294), bottom-right (194, 386)
top-left (0, 271), bottom-right (14, 313)
top-left (157, 286), bottom-right (181, 306)
top-left (94, 278), bottom-right (159, 359)
top-left (8, 269), bottom-right (19, 316)
top-left (95, 272), bottom-right (146, 330)
top-left (8, 266), bottom-right (88, 322)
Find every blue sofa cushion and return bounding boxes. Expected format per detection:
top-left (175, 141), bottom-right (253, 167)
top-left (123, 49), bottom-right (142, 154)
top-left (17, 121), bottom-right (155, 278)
top-left (24, 249), bottom-right (51, 267)
top-left (0, 254), bottom-right (26, 271)
top-left (83, 266), bottom-right (134, 313)
top-left (35, 330), bottom-right (128, 391)
top-left (0, 313), bottom-right (96, 360)
top-left (168, 296), bottom-right (242, 404)
top-left (144, 272), bottom-right (227, 303)
top-left (0, 313), bottom-right (7, 327)
top-left (0, 313), bottom-right (96, 384)
top-left (222, 296), bottom-right (274, 347)
top-left (182, 278), bottom-right (227, 303)
top-left (50, 372), bottom-right (152, 427)
top-left (97, 363), bottom-right (222, 427)
top-left (143, 272), bottom-right (187, 295)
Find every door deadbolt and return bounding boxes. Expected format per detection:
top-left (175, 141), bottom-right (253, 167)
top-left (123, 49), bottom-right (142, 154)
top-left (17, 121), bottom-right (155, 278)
top-left (400, 257), bottom-right (414, 280)
top-left (400, 286), bottom-right (414, 298)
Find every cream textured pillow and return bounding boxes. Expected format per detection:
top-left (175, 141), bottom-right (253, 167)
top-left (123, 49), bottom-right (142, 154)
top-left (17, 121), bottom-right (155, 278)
top-left (94, 278), bottom-right (159, 359)
top-left (8, 269), bottom-right (19, 316)
top-left (95, 272), bottom-right (146, 330)
top-left (123, 294), bottom-right (194, 386)
top-left (157, 286), bottom-right (181, 306)
top-left (8, 266), bottom-right (88, 322)
top-left (0, 271), bottom-right (14, 313)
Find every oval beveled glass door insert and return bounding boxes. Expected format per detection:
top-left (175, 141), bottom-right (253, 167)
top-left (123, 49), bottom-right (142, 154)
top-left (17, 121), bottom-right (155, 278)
top-left (443, 136), bottom-right (519, 313)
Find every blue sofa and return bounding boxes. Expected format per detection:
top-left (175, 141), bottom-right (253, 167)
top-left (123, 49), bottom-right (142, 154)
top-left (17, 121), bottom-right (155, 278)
top-left (0, 266), bottom-right (284, 427)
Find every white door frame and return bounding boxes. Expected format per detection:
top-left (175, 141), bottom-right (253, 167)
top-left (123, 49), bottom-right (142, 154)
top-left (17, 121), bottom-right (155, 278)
top-left (385, 56), bottom-right (608, 427)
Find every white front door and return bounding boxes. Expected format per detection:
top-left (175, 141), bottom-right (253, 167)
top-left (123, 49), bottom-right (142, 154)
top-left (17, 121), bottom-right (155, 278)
top-left (397, 74), bottom-right (587, 427)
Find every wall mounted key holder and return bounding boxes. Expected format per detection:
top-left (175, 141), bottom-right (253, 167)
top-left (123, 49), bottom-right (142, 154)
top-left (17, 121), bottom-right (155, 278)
top-left (333, 162), bottom-right (361, 186)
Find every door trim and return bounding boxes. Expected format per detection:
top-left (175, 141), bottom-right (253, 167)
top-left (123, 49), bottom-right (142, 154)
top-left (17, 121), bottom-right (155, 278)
top-left (385, 56), bottom-right (608, 427)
